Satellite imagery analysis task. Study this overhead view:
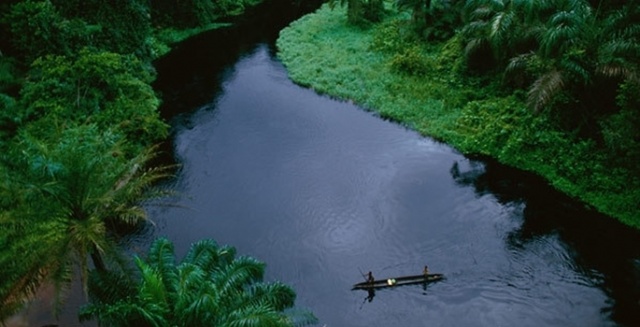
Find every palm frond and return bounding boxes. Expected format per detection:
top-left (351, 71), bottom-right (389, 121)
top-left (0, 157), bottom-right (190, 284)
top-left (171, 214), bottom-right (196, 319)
top-left (136, 257), bottom-right (169, 313)
top-left (283, 307), bottom-right (319, 327)
top-left (540, 4), bottom-right (593, 58)
top-left (173, 264), bottom-right (214, 322)
top-left (490, 11), bottom-right (514, 40)
top-left (81, 238), bottom-right (314, 326)
top-left (464, 38), bottom-right (490, 58)
top-left (521, 23), bottom-right (544, 46)
top-left (49, 251), bottom-right (73, 317)
top-left (469, 6), bottom-right (494, 21)
top-left (247, 282), bottom-right (296, 311)
top-left (488, 0), bottom-right (506, 11)
top-left (225, 303), bottom-right (289, 327)
top-left (176, 262), bottom-right (207, 293)
top-left (527, 69), bottom-right (565, 112)
top-left (216, 245), bottom-right (238, 269)
top-left (596, 37), bottom-right (640, 82)
top-left (214, 256), bottom-right (265, 300)
top-left (596, 63), bottom-right (639, 83)
top-left (183, 238), bottom-right (219, 271)
top-left (146, 238), bottom-right (178, 296)
top-left (0, 217), bottom-right (66, 319)
top-left (147, 238), bottom-right (176, 267)
top-left (504, 51), bottom-right (537, 82)
top-left (600, 40), bottom-right (640, 59)
top-left (462, 21), bottom-right (489, 37)
top-left (182, 291), bottom-right (218, 326)
top-left (0, 258), bottom-right (50, 318)
top-left (559, 58), bottom-right (590, 84)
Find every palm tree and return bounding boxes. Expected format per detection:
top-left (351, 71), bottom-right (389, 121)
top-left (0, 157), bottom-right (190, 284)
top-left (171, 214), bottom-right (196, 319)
top-left (595, 1), bottom-right (640, 83)
top-left (80, 238), bottom-right (317, 327)
top-left (0, 210), bottom-right (65, 320)
top-left (523, 0), bottom-right (593, 112)
top-left (462, 0), bottom-right (550, 66)
top-left (0, 124), bottom-right (173, 318)
top-left (462, 0), bottom-right (597, 111)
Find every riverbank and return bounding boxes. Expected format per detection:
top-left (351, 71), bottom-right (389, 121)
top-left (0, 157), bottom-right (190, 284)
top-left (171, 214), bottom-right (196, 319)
top-left (276, 4), bottom-right (639, 228)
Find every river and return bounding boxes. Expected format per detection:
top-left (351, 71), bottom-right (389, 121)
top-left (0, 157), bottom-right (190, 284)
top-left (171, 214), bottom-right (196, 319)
top-left (144, 4), bottom-right (640, 327)
top-left (22, 1), bottom-right (640, 326)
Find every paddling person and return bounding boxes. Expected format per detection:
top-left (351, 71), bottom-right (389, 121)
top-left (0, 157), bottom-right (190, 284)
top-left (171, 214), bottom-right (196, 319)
top-left (423, 265), bottom-right (429, 277)
top-left (367, 271), bottom-right (375, 284)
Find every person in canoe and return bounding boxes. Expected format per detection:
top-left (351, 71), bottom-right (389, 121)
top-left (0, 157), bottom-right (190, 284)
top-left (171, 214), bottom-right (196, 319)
top-left (367, 271), bottom-right (375, 284)
top-left (423, 265), bottom-right (429, 277)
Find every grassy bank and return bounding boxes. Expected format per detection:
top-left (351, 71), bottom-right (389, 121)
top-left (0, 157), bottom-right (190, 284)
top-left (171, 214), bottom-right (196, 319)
top-left (277, 4), bottom-right (639, 228)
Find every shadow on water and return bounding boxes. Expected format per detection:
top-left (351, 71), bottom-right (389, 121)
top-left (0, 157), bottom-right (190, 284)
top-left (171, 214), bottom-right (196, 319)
top-left (151, 0), bottom-right (325, 166)
top-left (451, 156), bottom-right (640, 326)
top-left (152, 0), bottom-right (324, 121)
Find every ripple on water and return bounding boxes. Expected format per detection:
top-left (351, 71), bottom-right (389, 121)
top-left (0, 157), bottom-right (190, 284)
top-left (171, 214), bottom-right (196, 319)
top-left (152, 46), bottom-right (630, 327)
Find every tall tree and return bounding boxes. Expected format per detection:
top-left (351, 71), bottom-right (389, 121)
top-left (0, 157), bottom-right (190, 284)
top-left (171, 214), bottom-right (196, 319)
top-left (51, 0), bottom-right (153, 58)
top-left (0, 125), bottom-right (173, 318)
top-left (4, 0), bottom-right (95, 62)
top-left (80, 237), bottom-right (317, 327)
top-left (17, 48), bottom-right (168, 147)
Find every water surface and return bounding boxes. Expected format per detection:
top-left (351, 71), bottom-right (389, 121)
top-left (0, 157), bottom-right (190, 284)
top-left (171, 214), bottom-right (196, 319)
top-left (146, 38), bottom-right (640, 326)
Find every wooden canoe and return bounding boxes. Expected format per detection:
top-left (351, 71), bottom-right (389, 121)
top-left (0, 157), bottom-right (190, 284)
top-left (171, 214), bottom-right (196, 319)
top-left (352, 273), bottom-right (444, 290)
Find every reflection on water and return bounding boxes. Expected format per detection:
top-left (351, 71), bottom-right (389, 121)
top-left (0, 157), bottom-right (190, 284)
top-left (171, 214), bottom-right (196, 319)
top-left (451, 157), bottom-right (640, 325)
top-left (143, 43), bottom-right (640, 327)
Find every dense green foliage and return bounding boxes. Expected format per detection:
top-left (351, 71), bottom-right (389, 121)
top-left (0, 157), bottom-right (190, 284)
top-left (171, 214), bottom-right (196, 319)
top-left (0, 125), bottom-right (172, 317)
top-left (18, 49), bottom-right (167, 146)
top-left (0, 0), bottom-right (273, 323)
top-left (151, 0), bottom-right (264, 29)
top-left (80, 238), bottom-right (317, 327)
top-left (277, 2), bottom-right (640, 227)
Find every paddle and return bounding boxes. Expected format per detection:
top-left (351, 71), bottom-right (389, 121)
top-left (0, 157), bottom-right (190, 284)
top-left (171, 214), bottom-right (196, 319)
top-left (358, 267), bottom-right (368, 282)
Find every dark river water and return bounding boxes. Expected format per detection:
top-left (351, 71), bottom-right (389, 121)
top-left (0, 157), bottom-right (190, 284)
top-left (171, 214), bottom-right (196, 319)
top-left (21, 2), bottom-right (640, 327)
top-left (144, 7), bottom-right (640, 327)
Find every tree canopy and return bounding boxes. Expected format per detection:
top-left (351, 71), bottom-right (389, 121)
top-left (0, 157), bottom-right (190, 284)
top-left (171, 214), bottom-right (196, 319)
top-left (80, 237), bottom-right (317, 327)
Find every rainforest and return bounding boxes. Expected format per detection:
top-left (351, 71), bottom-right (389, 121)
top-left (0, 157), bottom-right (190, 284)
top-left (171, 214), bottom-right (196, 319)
top-left (1, 0), bottom-right (639, 326)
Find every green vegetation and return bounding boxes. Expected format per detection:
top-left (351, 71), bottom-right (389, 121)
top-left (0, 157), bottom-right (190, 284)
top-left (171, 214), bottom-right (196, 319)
top-left (1, 0), bottom-right (314, 324)
top-left (277, 1), bottom-right (640, 227)
top-left (151, 0), bottom-right (265, 52)
top-left (80, 238), bottom-right (316, 326)
top-left (0, 125), bottom-right (173, 318)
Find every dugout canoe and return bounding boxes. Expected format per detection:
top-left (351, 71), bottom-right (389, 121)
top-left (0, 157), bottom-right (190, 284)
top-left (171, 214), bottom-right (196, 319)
top-left (352, 273), bottom-right (444, 290)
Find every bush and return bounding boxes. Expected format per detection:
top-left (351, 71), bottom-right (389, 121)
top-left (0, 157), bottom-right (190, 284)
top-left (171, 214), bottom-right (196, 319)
top-left (18, 49), bottom-right (167, 147)
top-left (390, 45), bottom-right (430, 75)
